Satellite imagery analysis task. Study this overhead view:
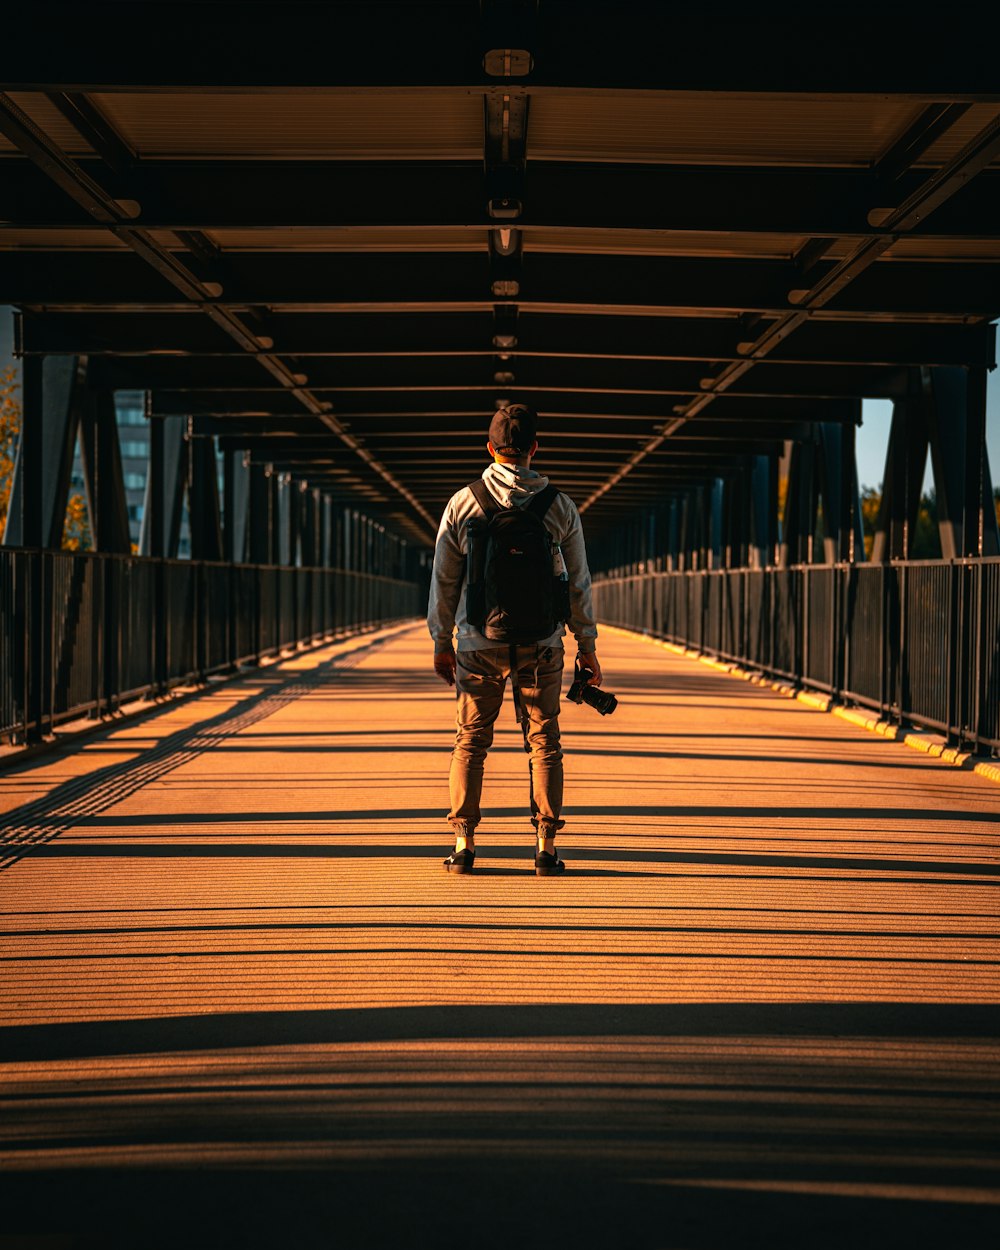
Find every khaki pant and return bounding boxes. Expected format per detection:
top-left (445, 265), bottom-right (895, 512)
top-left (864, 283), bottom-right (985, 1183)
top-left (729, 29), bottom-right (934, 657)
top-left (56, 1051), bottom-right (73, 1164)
top-left (449, 644), bottom-right (564, 834)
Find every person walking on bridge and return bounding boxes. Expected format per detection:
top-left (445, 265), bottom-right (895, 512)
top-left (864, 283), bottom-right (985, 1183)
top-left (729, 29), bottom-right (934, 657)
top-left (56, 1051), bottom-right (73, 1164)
top-left (428, 403), bottom-right (602, 876)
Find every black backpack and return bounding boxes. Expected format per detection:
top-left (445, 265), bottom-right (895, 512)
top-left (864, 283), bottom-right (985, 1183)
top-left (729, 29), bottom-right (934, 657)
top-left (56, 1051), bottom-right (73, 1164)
top-left (464, 479), bottom-right (571, 644)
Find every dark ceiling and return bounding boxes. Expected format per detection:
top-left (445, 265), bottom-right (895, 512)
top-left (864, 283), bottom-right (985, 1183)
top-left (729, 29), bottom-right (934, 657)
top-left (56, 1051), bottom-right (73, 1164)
top-left (3, 2), bottom-right (999, 548)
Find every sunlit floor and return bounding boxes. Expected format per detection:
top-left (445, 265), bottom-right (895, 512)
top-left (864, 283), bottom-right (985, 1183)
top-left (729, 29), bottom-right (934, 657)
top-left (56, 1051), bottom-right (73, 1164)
top-left (1, 622), bottom-right (998, 1248)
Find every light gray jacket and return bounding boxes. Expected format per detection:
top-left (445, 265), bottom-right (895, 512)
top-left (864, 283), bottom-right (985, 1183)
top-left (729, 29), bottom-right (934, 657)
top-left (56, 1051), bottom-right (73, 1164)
top-left (427, 462), bottom-right (598, 654)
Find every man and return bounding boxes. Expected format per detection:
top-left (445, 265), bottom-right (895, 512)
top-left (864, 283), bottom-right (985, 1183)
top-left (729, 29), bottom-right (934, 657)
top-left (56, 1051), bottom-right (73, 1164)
top-left (427, 403), bottom-right (602, 876)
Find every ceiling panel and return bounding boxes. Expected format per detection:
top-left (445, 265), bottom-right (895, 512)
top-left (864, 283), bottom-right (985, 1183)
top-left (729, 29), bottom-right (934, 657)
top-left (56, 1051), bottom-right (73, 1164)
top-left (91, 91), bottom-right (483, 159)
top-left (529, 94), bottom-right (925, 166)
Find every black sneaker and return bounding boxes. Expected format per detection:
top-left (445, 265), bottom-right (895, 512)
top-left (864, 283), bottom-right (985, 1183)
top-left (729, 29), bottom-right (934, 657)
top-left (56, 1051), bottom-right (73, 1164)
top-left (534, 850), bottom-right (565, 876)
top-left (443, 848), bottom-right (476, 874)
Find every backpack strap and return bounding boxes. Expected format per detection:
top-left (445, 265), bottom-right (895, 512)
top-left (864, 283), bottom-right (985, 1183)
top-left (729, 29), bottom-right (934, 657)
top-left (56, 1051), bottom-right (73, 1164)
top-left (468, 479), bottom-right (498, 521)
top-left (527, 483), bottom-right (560, 520)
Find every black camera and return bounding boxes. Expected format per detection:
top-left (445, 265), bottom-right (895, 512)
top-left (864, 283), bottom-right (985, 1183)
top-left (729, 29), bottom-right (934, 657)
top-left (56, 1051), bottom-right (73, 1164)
top-left (567, 664), bottom-right (618, 716)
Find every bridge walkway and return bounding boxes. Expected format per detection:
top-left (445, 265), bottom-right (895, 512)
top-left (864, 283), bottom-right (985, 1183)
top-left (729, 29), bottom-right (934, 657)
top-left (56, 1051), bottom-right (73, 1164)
top-left (1, 623), bottom-right (997, 1248)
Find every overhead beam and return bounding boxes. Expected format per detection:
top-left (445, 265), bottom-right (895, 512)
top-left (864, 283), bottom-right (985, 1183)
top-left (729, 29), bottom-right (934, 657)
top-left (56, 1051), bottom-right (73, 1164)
top-left (153, 389), bottom-right (860, 421)
top-left (204, 416), bottom-right (810, 443)
top-left (6, 251), bottom-right (1000, 319)
top-left (5, 4), bottom-right (1000, 94)
top-left (97, 354), bottom-right (911, 398)
top-left (18, 310), bottom-right (996, 370)
top-left (5, 160), bottom-right (1000, 237)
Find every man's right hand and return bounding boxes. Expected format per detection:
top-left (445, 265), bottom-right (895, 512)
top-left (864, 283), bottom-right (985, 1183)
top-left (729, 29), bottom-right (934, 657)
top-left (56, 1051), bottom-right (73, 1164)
top-left (434, 648), bottom-right (457, 687)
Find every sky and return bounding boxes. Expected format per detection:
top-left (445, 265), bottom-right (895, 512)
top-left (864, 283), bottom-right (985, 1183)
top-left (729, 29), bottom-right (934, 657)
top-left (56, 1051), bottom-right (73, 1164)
top-left (859, 368), bottom-right (1000, 494)
top-left (3, 308), bottom-right (999, 498)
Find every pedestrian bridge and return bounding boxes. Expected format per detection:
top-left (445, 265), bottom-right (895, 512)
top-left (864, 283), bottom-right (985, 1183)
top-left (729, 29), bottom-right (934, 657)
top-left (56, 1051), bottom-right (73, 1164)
top-left (3, 5), bottom-right (1000, 1243)
top-left (2, 623), bottom-right (997, 1247)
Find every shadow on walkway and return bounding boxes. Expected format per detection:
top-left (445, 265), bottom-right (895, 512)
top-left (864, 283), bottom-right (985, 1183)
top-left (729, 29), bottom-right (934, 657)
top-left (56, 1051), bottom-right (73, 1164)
top-left (2, 626), bottom-right (998, 1248)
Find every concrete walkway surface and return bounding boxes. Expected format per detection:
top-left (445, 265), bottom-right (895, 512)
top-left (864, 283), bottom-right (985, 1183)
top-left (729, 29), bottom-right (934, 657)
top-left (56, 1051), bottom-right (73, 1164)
top-left (1, 622), bottom-right (998, 1249)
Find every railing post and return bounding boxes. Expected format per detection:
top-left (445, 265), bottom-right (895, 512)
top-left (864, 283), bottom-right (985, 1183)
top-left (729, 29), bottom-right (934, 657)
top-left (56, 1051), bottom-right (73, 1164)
top-left (11, 552), bottom-right (28, 743)
top-left (947, 560), bottom-right (959, 746)
top-left (90, 555), bottom-right (104, 720)
top-left (970, 560), bottom-right (984, 751)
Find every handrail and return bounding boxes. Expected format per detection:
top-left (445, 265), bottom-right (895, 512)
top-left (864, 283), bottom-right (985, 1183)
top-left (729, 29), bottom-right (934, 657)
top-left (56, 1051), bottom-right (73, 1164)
top-left (0, 549), bottom-right (424, 744)
top-left (592, 560), bottom-right (1000, 754)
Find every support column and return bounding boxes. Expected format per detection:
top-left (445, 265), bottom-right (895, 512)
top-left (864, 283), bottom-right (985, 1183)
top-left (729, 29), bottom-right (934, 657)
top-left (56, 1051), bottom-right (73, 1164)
top-left (780, 437), bottom-right (818, 567)
top-left (247, 463), bottom-right (274, 565)
top-left (78, 381), bottom-right (131, 554)
top-left (140, 414), bottom-right (186, 558)
top-left (871, 389), bottom-right (927, 563)
top-left (749, 454), bottom-right (776, 569)
top-left (817, 402), bottom-right (863, 564)
top-left (723, 468), bottom-right (750, 569)
top-left (320, 494), bottom-right (335, 567)
top-left (925, 365), bottom-right (999, 558)
top-left (300, 486), bottom-right (319, 567)
top-left (665, 497), bottom-right (680, 572)
top-left (4, 354), bottom-right (85, 549)
top-left (188, 436), bottom-right (223, 562)
top-left (223, 450), bottom-right (250, 563)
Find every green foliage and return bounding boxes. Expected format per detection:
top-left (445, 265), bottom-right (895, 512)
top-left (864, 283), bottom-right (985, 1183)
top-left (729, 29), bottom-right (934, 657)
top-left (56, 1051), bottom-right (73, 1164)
top-left (858, 486), bottom-right (1000, 559)
top-left (859, 486), bottom-right (880, 560)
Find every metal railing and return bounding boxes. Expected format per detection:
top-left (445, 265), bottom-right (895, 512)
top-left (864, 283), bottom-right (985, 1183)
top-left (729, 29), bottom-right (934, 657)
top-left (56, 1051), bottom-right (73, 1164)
top-left (0, 549), bottom-right (423, 743)
top-left (593, 559), bottom-right (1000, 754)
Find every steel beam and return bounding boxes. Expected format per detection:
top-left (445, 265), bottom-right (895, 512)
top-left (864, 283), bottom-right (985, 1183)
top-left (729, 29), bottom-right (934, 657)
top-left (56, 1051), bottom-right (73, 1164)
top-left (5, 159), bottom-right (1000, 237)
top-left (188, 436), bottom-right (223, 561)
top-left (139, 412), bottom-right (186, 557)
top-left (157, 389), bottom-right (858, 422)
top-left (749, 454), bottom-right (778, 568)
top-left (5, 4), bottom-right (1000, 94)
top-left (19, 311), bottom-right (995, 371)
top-left (7, 251), bottom-right (1000, 320)
top-left (817, 406), bottom-right (863, 563)
top-left (247, 462), bottom-right (275, 565)
top-left (98, 353), bottom-right (915, 398)
top-left (924, 366), bottom-right (999, 559)
top-left (779, 435), bottom-right (819, 567)
top-left (78, 383), bottom-right (131, 553)
top-left (871, 392), bottom-right (927, 563)
top-left (222, 449), bottom-right (250, 564)
top-left (3, 354), bottom-right (85, 548)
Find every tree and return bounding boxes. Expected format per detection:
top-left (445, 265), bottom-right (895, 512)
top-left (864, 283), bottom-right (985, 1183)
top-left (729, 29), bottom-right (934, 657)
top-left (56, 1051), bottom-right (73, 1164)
top-left (859, 485), bottom-right (940, 559)
top-left (61, 492), bottom-right (91, 551)
top-left (0, 366), bottom-right (20, 538)
top-left (859, 485), bottom-right (881, 560)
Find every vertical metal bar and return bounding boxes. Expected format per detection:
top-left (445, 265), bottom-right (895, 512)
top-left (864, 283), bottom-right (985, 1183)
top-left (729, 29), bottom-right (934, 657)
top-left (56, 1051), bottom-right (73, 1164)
top-left (972, 559), bottom-right (983, 751)
top-left (965, 367), bottom-right (988, 559)
top-left (254, 566), bottom-right (262, 667)
top-left (95, 554), bottom-right (105, 717)
top-left (880, 564), bottom-right (889, 718)
top-left (12, 552), bottom-right (28, 742)
top-left (44, 553), bottom-right (54, 738)
top-left (801, 564), bottom-right (810, 686)
top-left (898, 563), bottom-right (907, 726)
top-left (946, 559), bottom-right (958, 745)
